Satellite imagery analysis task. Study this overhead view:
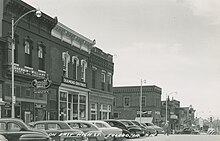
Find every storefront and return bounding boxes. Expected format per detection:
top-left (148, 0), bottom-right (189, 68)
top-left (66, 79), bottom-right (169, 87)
top-left (59, 77), bottom-right (89, 120)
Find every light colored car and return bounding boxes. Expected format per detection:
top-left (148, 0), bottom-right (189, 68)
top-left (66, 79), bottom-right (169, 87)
top-left (89, 120), bottom-right (124, 141)
top-left (29, 120), bottom-right (87, 141)
top-left (65, 120), bottom-right (106, 141)
top-left (143, 122), bottom-right (165, 135)
top-left (153, 125), bottom-right (165, 134)
top-left (0, 135), bottom-right (8, 141)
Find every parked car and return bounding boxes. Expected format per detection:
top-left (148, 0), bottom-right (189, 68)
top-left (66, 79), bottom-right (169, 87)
top-left (0, 135), bottom-right (7, 141)
top-left (176, 127), bottom-right (200, 134)
top-left (142, 122), bottom-right (165, 135)
top-left (0, 118), bottom-right (51, 141)
top-left (29, 120), bottom-right (87, 141)
top-left (153, 125), bottom-right (165, 134)
top-left (105, 120), bottom-right (141, 138)
top-left (88, 120), bottom-right (124, 141)
top-left (117, 120), bottom-right (143, 137)
top-left (140, 123), bottom-right (156, 135)
top-left (65, 120), bottom-right (106, 141)
top-left (130, 120), bottom-right (155, 136)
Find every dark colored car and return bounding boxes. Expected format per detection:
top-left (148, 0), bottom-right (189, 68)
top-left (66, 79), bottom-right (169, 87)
top-left (130, 120), bottom-right (156, 136)
top-left (29, 120), bottom-right (87, 141)
top-left (104, 120), bottom-right (142, 138)
top-left (0, 118), bottom-right (51, 141)
top-left (176, 127), bottom-right (200, 135)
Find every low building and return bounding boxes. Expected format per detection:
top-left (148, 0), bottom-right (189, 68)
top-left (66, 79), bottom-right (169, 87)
top-left (113, 85), bottom-right (162, 124)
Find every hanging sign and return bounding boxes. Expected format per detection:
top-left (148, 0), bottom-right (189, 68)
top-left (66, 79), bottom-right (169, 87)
top-left (31, 78), bottom-right (51, 89)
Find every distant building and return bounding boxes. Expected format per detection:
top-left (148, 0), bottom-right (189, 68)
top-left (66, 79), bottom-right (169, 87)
top-left (176, 106), bottom-right (195, 129)
top-left (161, 97), bottom-right (195, 130)
top-left (161, 97), bottom-right (180, 130)
top-left (113, 85), bottom-right (162, 125)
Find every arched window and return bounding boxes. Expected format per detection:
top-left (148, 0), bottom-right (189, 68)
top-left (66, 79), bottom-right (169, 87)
top-left (81, 59), bottom-right (87, 82)
top-left (24, 37), bottom-right (33, 67)
top-left (72, 56), bottom-right (79, 80)
top-left (38, 43), bottom-right (46, 71)
top-left (62, 51), bottom-right (70, 77)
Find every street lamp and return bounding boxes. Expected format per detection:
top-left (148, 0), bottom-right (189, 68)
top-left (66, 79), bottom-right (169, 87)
top-left (139, 79), bottom-right (146, 123)
top-left (11, 9), bottom-right (41, 118)
top-left (165, 91), bottom-right (177, 126)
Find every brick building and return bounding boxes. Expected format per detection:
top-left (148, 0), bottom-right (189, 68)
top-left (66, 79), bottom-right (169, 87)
top-left (161, 97), bottom-right (195, 130)
top-left (88, 47), bottom-right (114, 120)
top-left (113, 85), bottom-right (162, 124)
top-left (0, 0), bottom-right (114, 122)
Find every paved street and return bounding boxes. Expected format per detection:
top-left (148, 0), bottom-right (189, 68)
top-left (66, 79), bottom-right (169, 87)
top-left (127, 135), bottom-right (220, 141)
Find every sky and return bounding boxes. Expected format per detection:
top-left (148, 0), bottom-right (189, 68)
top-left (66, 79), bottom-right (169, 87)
top-left (23, 0), bottom-right (220, 119)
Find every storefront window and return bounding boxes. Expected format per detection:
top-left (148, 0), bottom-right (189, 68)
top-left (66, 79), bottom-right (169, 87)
top-left (100, 104), bottom-right (111, 120)
top-left (59, 90), bottom-right (87, 120)
top-left (60, 91), bottom-right (68, 120)
top-left (90, 103), bottom-right (97, 120)
top-left (79, 95), bottom-right (86, 119)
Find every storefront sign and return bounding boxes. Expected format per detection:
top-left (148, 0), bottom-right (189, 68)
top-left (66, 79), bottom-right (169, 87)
top-left (34, 89), bottom-right (49, 94)
top-left (12, 66), bottom-right (46, 78)
top-left (63, 77), bottom-right (87, 88)
top-left (31, 79), bottom-right (51, 89)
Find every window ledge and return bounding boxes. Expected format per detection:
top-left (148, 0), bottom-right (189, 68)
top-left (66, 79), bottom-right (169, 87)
top-left (24, 66), bottom-right (33, 70)
top-left (38, 69), bottom-right (46, 73)
top-left (14, 63), bottom-right (19, 66)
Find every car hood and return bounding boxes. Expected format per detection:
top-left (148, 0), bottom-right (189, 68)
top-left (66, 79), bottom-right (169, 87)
top-left (99, 127), bottom-right (122, 135)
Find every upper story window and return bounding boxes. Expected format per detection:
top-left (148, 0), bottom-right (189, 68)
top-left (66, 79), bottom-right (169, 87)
top-left (38, 43), bottom-right (46, 71)
top-left (92, 66), bottom-right (97, 89)
top-left (24, 38), bottom-right (33, 67)
top-left (107, 73), bottom-right (112, 85)
top-left (101, 71), bottom-right (106, 91)
top-left (101, 71), bottom-right (106, 83)
top-left (107, 73), bottom-right (112, 92)
top-left (124, 96), bottom-right (130, 107)
top-left (142, 96), bottom-right (146, 107)
top-left (81, 59), bottom-right (87, 82)
top-left (72, 56), bottom-right (79, 80)
top-left (25, 40), bottom-right (30, 54)
top-left (62, 51), bottom-right (70, 77)
top-left (38, 46), bottom-right (43, 58)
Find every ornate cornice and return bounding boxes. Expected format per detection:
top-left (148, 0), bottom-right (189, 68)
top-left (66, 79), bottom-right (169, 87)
top-left (51, 22), bottom-right (95, 53)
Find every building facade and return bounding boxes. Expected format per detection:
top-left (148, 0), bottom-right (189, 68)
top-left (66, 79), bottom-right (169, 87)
top-left (0, 0), bottom-right (58, 123)
top-left (161, 97), bottom-right (195, 130)
top-left (0, 0), bottom-right (114, 122)
top-left (87, 47), bottom-right (114, 120)
top-left (113, 85), bottom-right (162, 125)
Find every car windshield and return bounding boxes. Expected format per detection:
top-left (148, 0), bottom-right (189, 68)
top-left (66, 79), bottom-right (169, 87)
top-left (131, 121), bottom-right (141, 126)
top-left (93, 122), bottom-right (111, 128)
top-left (120, 121), bottom-right (134, 126)
top-left (145, 123), bottom-right (154, 126)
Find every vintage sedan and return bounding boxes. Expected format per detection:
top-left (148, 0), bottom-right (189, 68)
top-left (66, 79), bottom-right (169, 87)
top-left (0, 118), bottom-right (51, 141)
top-left (88, 120), bottom-right (125, 141)
top-left (29, 120), bottom-right (88, 141)
top-left (0, 135), bottom-right (7, 141)
top-left (65, 120), bottom-right (106, 141)
top-left (118, 120), bottom-right (143, 137)
top-left (105, 120), bottom-right (142, 138)
top-left (130, 120), bottom-right (155, 136)
top-left (176, 127), bottom-right (200, 135)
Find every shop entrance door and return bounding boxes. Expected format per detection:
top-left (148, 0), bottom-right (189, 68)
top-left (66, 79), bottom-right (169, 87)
top-left (24, 111), bottom-right (31, 124)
